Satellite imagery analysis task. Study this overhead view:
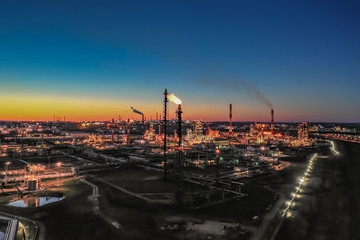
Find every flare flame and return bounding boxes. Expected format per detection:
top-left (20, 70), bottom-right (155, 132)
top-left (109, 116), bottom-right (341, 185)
top-left (167, 93), bottom-right (182, 105)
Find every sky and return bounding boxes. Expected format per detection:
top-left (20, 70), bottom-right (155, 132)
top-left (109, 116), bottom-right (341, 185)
top-left (0, 0), bottom-right (359, 122)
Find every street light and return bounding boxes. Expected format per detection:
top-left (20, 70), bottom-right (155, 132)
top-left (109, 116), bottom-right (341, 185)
top-left (56, 162), bottom-right (62, 186)
top-left (215, 149), bottom-right (220, 186)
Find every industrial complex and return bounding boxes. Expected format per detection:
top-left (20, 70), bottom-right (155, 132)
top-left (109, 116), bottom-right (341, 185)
top-left (0, 89), bottom-right (355, 240)
top-left (1, 0), bottom-right (359, 239)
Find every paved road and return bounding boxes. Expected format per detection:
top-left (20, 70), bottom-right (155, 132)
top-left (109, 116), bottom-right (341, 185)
top-left (2, 171), bottom-right (75, 183)
top-left (80, 178), bottom-right (100, 212)
top-left (80, 177), bottom-right (123, 230)
top-left (80, 178), bottom-right (99, 197)
top-left (248, 191), bottom-right (284, 240)
top-left (273, 142), bottom-right (349, 240)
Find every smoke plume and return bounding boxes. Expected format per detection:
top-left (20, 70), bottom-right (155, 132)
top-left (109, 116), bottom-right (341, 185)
top-left (241, 80), bottom-right (273, 109)
top-left (198, 77), bottom-right (273, 109)
top-left (131, 107), bottom-right (144, 116)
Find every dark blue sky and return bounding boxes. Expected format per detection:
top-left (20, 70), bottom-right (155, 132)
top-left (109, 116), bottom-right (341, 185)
top-left (0, 0), bottom-right (359, 121)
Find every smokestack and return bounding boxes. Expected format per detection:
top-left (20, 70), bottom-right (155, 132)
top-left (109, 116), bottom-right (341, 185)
top-left (127, 118), bottom-right (130, 145)
top-left (177, 103), bottom-right (183, 206)
top-left (229, 103), bottom-right (233, 136)
top-left (131, 107), bottom-right (144, 124)
top-left (111, 118), bottom-right (115, 144)
top-left (164, 89), bottom-right (168, 178)
top-left (271, 109), bottom-right (274, 134)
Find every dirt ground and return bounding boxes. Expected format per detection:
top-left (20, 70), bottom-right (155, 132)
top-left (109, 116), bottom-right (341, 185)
top-left (0, 153), bottom-right (317, 240)
top-left (275, 141), bottom-right (360, 240)
top-left (89, 168), bottom-right (275, 239)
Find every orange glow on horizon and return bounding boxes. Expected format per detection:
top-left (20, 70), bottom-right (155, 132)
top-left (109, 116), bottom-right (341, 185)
top-left (0, 95), bottom-right (160, 122)
top-left (0, 95), bottom-right (306, 122)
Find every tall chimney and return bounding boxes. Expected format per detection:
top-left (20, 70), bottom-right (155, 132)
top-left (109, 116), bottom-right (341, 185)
top-left (111, 118), bottom-right (115, 144)
top-left (271, 109), bottom-right (274, 134)
top-left (229, 103), bottom-right (233, 136)
top-left (177, 103), bottom-right (183, 206)
top-left (127, 118), bottom-right (130, 145)
top-left (163, 89), bottom-right (168, 178)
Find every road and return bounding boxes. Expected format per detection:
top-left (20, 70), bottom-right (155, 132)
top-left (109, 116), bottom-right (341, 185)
top-left (273, 140), bottom-right (360, 240)
top-left (322, 133), bottom-right (360, 143)
top-left (1, 171), bottom-right (76, 183)
top-left (80, 178), bottom-right (100, 212)
top-left (80, 177), bottom-right (122, 230)
top-left (249, 190), bottom-right (284, 240)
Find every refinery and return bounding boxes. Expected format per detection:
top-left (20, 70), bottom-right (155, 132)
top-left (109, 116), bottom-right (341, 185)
top-left (0, 89), bottom-right (356, 240)
top-left (1, 1), bottom-right (359, 239)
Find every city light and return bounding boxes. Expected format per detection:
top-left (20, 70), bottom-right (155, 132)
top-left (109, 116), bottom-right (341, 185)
top-left (0, 2), bottom-right (357, 240)
top-left (330, 141), bottom-right (340, 156)
top-left (283, 153), bottom-right (318, 218)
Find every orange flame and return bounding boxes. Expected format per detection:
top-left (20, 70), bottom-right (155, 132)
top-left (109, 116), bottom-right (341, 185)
top-left (167, 93), bottom-right (182, 105)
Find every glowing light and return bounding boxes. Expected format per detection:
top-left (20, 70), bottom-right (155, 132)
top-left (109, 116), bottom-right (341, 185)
top-left (167, 93), bottom-right (182, 105)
